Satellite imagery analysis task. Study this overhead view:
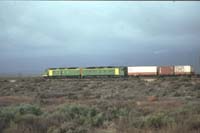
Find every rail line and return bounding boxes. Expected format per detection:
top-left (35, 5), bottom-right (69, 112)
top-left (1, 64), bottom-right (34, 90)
top-left (44, 75), bottom-right (200, 82)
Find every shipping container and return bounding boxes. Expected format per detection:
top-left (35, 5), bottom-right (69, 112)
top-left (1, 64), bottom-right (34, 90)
top-left (174, 65), bottom-right (193, 75)
top-left (158, 66), bottom-right (174, 75)
top-left (128, 66), bottom-right (157, 76)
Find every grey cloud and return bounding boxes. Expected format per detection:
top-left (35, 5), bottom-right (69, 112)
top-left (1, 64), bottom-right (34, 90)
top-left (0, 1), bottom-right (200, 74)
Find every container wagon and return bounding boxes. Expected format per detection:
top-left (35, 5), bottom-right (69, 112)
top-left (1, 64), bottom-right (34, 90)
top-left (127, 66), bottom-right (157, 76)
top-left (174, 65), bottom-right (194, 75)
top-left (158, 66), bottom-right (174, 76)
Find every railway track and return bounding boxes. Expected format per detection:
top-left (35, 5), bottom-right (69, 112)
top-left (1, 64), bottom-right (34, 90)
top-left (43, 75), bottom-right (200, 82)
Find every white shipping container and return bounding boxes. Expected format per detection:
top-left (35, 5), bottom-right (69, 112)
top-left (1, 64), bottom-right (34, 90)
top-left (174, 65), bottom-right (192, 73)
top-left (128, 66), bottom-right (157, 75)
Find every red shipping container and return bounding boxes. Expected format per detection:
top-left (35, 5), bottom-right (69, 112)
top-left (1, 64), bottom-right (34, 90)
top-left (158, 66), bottom-right (174, 75)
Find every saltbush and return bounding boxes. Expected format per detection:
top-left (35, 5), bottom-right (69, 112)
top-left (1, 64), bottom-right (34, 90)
top-left (54, 104), bottom-right (106, 127)
top-left (0, 104), bottom-right (43, 132)
top-left (110, 107), bottom-right (129, 119)
top-left (143, 113), bottom-right (175, 128)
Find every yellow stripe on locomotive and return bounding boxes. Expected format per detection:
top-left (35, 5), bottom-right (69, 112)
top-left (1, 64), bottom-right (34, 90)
top-left (48, 70), bottom-right (53, 76)
top-left (115, 68), bottom-right (119, 75)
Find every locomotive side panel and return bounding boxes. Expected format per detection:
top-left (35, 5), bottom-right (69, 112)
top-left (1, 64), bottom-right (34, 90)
top-left (61, 68), bottom-right (80, 77)
top-left (82, 67), bottom-right (116, 77)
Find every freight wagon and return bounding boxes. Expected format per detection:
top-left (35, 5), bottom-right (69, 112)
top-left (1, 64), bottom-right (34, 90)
top-left (158, 66), bottom-right (174, 76)
top-left (157, 65), bottom-right (194, 76)
top-left (174, 65), bottom-right (194, 75)
top-left (127, 66), bottom-right (157, 76)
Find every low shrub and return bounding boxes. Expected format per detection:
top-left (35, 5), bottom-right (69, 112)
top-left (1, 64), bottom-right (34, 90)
top-left (143, 113), bottom-right (175, 128)
top-left (52, 104), bottom-right (106, 127)
top-left (0, 104), bottom-right (43, 132)
top-left (111, 107), bottom-right (129, 118)
top-left (193, 84), bottom-right (200, 90)
top-left (5, 114), bottom-right (48, 133)
top-left (16, 104), bottom-right (42, 116)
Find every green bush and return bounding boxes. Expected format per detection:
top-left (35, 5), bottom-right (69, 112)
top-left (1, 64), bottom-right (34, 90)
top-left (16, 104), bottom-right (42, 116)
top-left (91, 113), bottom-right (104, 127)
top-left (110, 107), bottom-right (129, 119)
top-left (0, 104), bottom-right (43, 132)
top-left (0, 104), bottom-right (42, 117)
top-left (4, 114), bottom-right (48, 133)
top-left (54, 104), bottom-right (106, 127)
top-left (143, 113), bottom-right (175, 128)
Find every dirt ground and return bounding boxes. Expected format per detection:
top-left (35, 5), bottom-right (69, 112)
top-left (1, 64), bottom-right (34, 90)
top-left (0, 76), bottom-right (200, 133)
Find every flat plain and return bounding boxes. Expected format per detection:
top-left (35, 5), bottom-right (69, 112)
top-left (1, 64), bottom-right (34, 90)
top-left (0, 77), bottom-right (200, 133)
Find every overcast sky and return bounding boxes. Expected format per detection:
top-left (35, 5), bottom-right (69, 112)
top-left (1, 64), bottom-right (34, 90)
top-left (0, 1), bottom-right (200, 75)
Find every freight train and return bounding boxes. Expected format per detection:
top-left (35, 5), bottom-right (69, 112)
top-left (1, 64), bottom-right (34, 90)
top-left (42, 65), bottom-right (194, 78)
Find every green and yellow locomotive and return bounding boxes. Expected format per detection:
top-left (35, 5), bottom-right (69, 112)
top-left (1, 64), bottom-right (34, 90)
top-left (43, 66), bottom-right (126, 78)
